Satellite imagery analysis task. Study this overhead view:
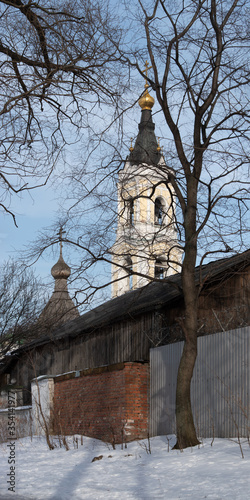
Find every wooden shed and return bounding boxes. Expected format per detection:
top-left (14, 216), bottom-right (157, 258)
top-left (0, 250), bottom-right (249, 442)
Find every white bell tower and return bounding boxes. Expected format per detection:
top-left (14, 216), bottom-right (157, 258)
top-left (111, 66), bottom-right (182, 298)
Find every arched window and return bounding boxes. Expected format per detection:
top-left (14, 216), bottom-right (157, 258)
top-left (127, 199), bottom-right (134, 225)
top-left (125, 256), bottom-right (133, 289)
top-left (155, 258), bottom-right (165, 279)
top-left (155, 198), bottom-right (164, 225)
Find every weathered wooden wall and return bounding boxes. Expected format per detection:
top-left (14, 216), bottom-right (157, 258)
top-left (197, 268), bottom-right (250, 334)
top-left (5, 312), bottom-right (160, 404)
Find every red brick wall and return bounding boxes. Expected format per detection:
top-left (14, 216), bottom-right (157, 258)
top-left (124, 363), bottom-right (149, 439)
top-left (53, 362), bottom-right (149, 444)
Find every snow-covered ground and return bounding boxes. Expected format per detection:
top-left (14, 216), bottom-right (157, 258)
top-left (0, 434), bottom-right (249, 499)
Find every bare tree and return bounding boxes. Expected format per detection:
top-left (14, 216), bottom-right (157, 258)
top-left (0, 0), bottom-right (124, 225)
top-left (0, 260), bottom-right (46, 357)
top-left (132, 0), bottom-right (250, 449)
top-left (28, 0), bottom-right (250, 449)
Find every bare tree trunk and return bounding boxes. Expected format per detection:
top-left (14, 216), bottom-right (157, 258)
top-left (174, 339), bottom-right (200, 449)
top-left (174, 188), bottom-right (200, 449)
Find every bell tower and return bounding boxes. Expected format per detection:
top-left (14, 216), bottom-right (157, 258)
top-left (111, 64), bottom-right (182, 297)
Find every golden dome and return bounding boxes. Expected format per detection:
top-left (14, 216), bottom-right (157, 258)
top-left (139, 83), bottom-right (154, 110)
top-left (139, 83), bottom-right (155, 109)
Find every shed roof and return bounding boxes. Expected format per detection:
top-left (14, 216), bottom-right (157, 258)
top-left (5, 249), bottom-right (250, 356)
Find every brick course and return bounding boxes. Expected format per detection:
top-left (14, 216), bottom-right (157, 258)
top-left (53, 362), bottom-right (149, 444)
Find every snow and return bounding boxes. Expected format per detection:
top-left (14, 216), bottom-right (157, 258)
top-left (0, 434), bottom-right (250, 499)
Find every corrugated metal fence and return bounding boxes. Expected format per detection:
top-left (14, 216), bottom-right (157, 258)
top-left (150, 327), bottom-right (250, 438)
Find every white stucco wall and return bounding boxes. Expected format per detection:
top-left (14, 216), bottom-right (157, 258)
top-left (31, 376), bottom-right (54, 436)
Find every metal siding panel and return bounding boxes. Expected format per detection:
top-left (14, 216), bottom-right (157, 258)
top-left (150, 327), bottom-right (250, 438)
top-left (150, 342), bottom-right (183, 437)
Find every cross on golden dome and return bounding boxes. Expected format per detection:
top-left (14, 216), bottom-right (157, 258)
top-left (139, 61), bottom-right (155, 110)
top-left (142, 60), bottom-right (152, 80)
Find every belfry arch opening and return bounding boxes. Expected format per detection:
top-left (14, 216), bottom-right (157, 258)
top-left (124, 255), bottom-right (133, 290)
top-left (154, 197), bottom-right (165, 225)
top-left (127, 199), bottom-right (134, 226)
top-left (155, 257), bottom-right (167, 279)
